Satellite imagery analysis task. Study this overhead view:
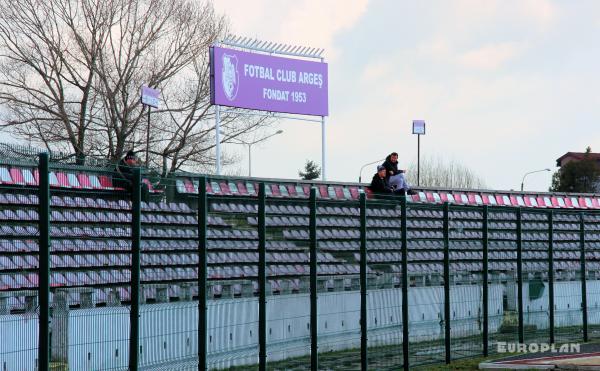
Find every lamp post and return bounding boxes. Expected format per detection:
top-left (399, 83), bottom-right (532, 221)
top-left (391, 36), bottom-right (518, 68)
top-left (520, 168), bottom-right (551, 192)
top-left (412, 120), bottom-right (426, 186)
top-left (358, 159), bottom-right (385, 183)
top-left (224, 130), bottom-right (283, 177)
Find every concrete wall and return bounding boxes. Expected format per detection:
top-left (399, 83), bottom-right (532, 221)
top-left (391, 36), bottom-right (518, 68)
top-left (4, 282), bottom-right (596, 370)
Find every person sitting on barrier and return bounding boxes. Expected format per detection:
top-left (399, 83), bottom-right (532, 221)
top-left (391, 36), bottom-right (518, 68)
top-left (114, 150), bottom-right (149, 201)
top-left (381, 152), bottom-right (416, 195)
top-left (382, 152), bottom-right (404, 178)
top-left (370, 165), bottom-right (395, 194)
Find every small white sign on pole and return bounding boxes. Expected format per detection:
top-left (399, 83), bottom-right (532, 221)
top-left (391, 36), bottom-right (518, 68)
top-left (141, 86), bottom-right (160, 108)
top-left (412, 120), bottom-right (426, 135)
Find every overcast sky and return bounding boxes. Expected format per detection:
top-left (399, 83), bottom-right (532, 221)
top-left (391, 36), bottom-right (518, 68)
top-left (211, 0), bottom-right (600, 192)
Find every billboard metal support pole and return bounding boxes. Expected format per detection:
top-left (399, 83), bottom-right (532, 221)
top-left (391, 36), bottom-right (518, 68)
top-left (258, 183), bottom-right (267, 371)
top-left (216, 105), bottom-right (221, 175)
top-left (198, 176), bottom-right (208, 370)
top-left (321, 116), bottom-right (326, 180)
top-left (359, 193), bottom-right (367, 370)
top-left (38, 153), bottom-right (50, 371)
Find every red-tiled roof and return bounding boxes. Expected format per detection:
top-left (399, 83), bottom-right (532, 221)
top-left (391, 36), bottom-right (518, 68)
top-left (556, 152), bottom-right (600, 167)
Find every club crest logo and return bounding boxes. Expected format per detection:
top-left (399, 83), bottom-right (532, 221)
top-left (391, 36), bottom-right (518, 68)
top-left (221, 54), bottom-right (239, 101)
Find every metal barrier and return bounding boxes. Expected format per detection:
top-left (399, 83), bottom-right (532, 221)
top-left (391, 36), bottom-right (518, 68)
top-left (2, 154), bottom-right (600, 370)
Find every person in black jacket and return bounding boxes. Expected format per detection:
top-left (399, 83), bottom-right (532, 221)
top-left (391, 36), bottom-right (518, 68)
top-left (370, 165), bottom-right (394, 193)
top-left (381, 152), bottom-right (404, 178)
top-left (381, 152), bottom-right (417, 195)
top-left (114, 150), bottom-right (149, 201)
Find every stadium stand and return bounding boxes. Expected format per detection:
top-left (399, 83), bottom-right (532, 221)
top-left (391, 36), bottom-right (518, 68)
top-left (2, 153), bottom-right (600, 370)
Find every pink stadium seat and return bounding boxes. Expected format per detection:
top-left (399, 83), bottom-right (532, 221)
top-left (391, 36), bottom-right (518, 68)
top-left (98, 175), bottom-right (114, 190)
top-left (593, 198), bottom-right (600, 208)
top-left (425, 192), bottom-right (435, 203)
top-left (453, 193), bottom-right (464, 204)
top-left (536, 196), bottom-right (547, 207)
top-left (481, 194), bottom-right (491, 205)
top-left (348, 186), bottom-right (360, 199)
top-left (318, 185), bottom-right (328, 198)
top-left (54, 172), bottom-right (70, 187)
top-left (509, 196), bottom-right (519, 206)
top-left (77, 174), bottom-right (93, 188)
top-left (219, 181), bottom-right (231, 195)
top-left (286, 184), bottom-right (297, 197)
top-left (564, 197), bottom-right (574, 208)
top-left (334, 186), bottom-right (345, 199)
top-left (9, 168), bottom-right (24, 185)
top-left (270, 184), bottom-right (281, 197)
top-left (142, 178), bottom-right (162, 193)
top-left (184, 179), bottom-right (195, 193)
top-left (439, 192), bottom-right (449, 202)
top-left (236, 181), bottom-right (248, 195)
top-left (495, 195), bottom-right (505, 206)
top-left (363, 187), bottom-right (374, 199)
top-left (302, 185), bottom-right (311, 197)
top-left (550, 197), bottom-right (559, 207)
top-left (467, 194), bottom-right (476, 204)
top-left (523, 196), bottom-right (532, 207)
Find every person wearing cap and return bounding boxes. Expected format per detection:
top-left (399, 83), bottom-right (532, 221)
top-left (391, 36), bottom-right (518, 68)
top-left (114, 150), bottom-right (150, 201)
top-left (370, 165), bottom-right (394, 194)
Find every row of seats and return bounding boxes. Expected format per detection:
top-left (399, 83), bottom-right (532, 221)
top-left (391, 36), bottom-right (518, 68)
top-left (178, 176), bottom-right (600, 211)
top-left (0, 166), bottom-right (163, 193)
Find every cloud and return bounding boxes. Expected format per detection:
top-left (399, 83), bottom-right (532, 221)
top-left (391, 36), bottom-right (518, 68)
top-left (457, 42), bottom-right (526, 70)
top-left (213, 0), bottom-right (369, 60)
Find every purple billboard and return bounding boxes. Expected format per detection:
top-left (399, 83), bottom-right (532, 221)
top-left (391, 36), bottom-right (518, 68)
top-left (210, 46), bottom-right (328, 116)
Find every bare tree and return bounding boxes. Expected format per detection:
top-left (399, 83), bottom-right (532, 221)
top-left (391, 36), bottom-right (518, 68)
top-left (0, 0), bottom-right (272, 173)
top-left (405, 155), bottom-right (487, 189)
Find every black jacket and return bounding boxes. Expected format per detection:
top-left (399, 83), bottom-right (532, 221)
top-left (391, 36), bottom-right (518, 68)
top-left (370, 174), bottom-right (393, 193)
top-left (382, 154), bottom-right (404, 178)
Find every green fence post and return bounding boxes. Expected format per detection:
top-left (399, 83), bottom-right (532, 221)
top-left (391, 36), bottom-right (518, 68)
top-left (129, 168), bottom-right (141, 371)
top-left (359, 193), bottom-right (368, 370)
top-left (548, 210), bottom-right (554, 344)
top-left (400, 196), bottom-right (409, 371)
top-left (580, 212), bottom-right (588, 342)
top-left (309, 188), bottom-right (318, 371)
top-left (38, 153), bottom-right (50, 371)
top-left (198, 176), bottom-right (208, 370)
top-left (443, 202), bottom-right (451, 364)
top-left (482, 205), bottom-right (489, 357)
top-left (258, 183), bottom-right (267, 371)
top-left (516, 208), bottom-right (524, 344)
